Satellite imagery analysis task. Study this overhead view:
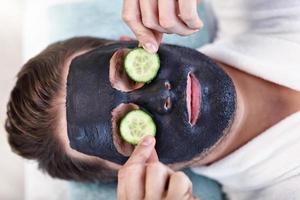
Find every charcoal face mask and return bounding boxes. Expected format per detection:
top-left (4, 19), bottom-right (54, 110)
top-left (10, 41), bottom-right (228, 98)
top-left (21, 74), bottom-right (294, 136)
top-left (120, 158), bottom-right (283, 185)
top-left (66, 42), bottom-right (236, 165)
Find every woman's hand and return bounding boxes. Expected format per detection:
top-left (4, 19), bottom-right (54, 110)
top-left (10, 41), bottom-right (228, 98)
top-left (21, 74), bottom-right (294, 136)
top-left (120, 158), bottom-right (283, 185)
top-left (122, 0), bottom-right (203, 53)
top-left (117, 135), bottom-right (199, 200)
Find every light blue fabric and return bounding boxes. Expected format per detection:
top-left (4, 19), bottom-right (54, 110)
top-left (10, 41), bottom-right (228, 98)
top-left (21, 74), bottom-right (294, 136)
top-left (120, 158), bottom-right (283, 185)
top-left (46, 1), bottom-right (223, 199)
top-left (69, 169), bottom-right (223, 200)
top-left (47, 0), bottom-right (209, 47)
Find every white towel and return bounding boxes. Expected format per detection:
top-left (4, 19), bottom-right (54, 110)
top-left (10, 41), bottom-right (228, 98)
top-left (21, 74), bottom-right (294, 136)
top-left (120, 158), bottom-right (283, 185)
top-left (200, 0), bottom-right (300, 91)
top-left (192, 0), bottom-right (300, 199)
top-left (191, 111), bottom-right (300, 190)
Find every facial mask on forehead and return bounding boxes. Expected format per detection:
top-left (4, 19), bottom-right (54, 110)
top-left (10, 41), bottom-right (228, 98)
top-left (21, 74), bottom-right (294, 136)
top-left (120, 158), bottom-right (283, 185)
top-left (66, 42), bottom-right (236, 165)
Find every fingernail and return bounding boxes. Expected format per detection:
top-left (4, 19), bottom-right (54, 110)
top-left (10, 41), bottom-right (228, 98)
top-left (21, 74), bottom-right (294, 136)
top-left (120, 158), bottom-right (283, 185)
top-left (143, 43), bottom-right (157, 53)
top-left (140, 136), bottom-right (154, 146)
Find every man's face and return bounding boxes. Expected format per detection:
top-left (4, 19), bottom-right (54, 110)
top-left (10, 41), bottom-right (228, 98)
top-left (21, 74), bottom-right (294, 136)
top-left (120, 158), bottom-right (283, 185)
top-left (66, 42), bottom-right (236, 165)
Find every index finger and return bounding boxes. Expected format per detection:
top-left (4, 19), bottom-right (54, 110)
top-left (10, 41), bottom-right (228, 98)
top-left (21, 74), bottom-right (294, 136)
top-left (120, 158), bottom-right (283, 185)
top-left (178, 0), bottom-right (203, 29)
top-left (122, 0), bottom-right (160, 53)
top-left (148, 148), bottom-right (159, 163)
top-left (124, 135), bottom-right (157, 166)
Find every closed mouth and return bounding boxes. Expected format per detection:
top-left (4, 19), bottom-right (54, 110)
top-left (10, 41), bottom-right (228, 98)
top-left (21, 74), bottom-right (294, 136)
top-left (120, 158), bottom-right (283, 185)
top-left (186, 72), bottom-right (201, 126)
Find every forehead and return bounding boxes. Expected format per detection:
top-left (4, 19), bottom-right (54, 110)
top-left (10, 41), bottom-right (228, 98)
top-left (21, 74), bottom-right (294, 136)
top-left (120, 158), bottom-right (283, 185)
top-left (66, 48), bottom-right (114, 124)
top-left (57, 48), bottom-right (122, 168)
top-left (63, 49), bottom-right (96, 86)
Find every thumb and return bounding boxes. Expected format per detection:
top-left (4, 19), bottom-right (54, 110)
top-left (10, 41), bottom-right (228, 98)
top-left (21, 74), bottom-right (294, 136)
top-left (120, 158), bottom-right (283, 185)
top-left (125, 135), bottom-right (156, 166)
top-left (119, 35), bottom-right (135, 41)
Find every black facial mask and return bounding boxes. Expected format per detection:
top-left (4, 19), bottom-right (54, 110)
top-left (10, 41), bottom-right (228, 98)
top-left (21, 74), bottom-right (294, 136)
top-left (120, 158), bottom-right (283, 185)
top-left (66, 42), bottom-right (236, 165)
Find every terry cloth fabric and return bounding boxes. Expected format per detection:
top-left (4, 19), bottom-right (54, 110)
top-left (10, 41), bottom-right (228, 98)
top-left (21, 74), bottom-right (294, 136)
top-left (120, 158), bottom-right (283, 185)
top-left (200, 0), bottom-right (300, 91)
top-left (192, 0), bottom-right (300, 199)
top-left (192, 111), bottom-right (300, 199)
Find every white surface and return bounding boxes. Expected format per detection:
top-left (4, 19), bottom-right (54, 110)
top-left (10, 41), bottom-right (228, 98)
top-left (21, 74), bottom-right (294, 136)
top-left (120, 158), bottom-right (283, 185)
top-left (0, 0), bottom-right (24, 199)
top-left (0, 1), bottom-right (70, 199)
top-left (22, 0), bottom-right (50, 60)
top-left (24, 162), bottom-right (70, 200)
top-left (23, 1), bottom-right (70, 199)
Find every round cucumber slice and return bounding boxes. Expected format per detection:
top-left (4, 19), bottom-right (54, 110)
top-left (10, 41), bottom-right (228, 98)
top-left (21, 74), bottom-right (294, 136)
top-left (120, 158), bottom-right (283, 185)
top-left (124, 48), bottom-right (160, 83)
top-left (120, 109), bottom-right (156, 145)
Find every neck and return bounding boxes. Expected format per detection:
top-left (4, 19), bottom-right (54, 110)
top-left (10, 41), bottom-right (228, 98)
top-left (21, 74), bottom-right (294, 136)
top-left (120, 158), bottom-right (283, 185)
top-left (192, 63), bottom-right (300, 166)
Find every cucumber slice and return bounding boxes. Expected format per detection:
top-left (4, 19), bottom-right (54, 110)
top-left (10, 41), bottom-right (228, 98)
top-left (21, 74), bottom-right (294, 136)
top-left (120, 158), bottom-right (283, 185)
top-left (124, 48), bottom-right (160, 83)
top-left (120, 109), bottom-right (156, 145)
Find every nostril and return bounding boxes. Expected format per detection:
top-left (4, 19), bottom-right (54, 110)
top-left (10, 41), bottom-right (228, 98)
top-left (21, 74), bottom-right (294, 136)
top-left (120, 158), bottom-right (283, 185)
top-left (165, 81), bottom-right (171, 90)
top-left (164, 96), bottom-right (172, 111)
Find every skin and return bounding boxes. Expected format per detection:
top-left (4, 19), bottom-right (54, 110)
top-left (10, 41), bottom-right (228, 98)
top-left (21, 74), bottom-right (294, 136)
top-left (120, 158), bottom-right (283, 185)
top-left (117, 136), bottom-right (198, 200)
top-left (122, 0), bottom-right (202, 53)
top-left (192, 63), bottom-right (300, 166)
top-left (57, 49), bottom-right (300, 199)
top-left (56, 2), bottom-right (300, 198)
top-left (67, 42), bottom-right (236, 165)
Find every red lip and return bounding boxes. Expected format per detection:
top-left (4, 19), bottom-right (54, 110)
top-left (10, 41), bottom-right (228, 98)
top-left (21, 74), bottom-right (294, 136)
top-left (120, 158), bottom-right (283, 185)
top-left (186, 72), bottom-right (201, 126)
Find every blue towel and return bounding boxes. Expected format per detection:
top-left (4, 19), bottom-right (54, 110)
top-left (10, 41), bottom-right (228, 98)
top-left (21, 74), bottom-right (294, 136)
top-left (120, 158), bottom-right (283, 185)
top-left (69, 168), bottom-right (223, 200)
top-left (46, 1), bottom-right (222, 199)
top-left (47, 0), bottom-right (209, 48)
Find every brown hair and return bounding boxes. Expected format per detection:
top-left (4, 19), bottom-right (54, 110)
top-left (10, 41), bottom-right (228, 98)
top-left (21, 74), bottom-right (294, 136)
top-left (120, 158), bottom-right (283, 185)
top-left (5, 37), bottom-right (118, 182)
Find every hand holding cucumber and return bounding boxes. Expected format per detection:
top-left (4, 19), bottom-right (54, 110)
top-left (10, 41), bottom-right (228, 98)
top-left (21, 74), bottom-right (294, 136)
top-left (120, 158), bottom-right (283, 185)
top-left (117, 136), bottom-right (199, 200)
top-left (122, 0), bottom-right (203, 53)
top-left (119, 2), bottom-right (202, 197)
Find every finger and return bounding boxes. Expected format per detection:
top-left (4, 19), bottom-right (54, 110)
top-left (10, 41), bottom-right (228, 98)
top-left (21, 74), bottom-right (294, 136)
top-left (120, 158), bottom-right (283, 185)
top-left (140, 0), bottom-right (164, 47)
top-left (125, 135), bottom-right (156, 166)
top-left (117, 168), bottom-right (127, 200)
top-left (178, 0), bottom-right (203, 29)
top-left (158, 0), bottom-right (198, 36)
top-left (165, 171), bottom-right (193, 200)
top-left (147, 148), bottom-right (159, 163)
top-left (154, 32), bottom-right (163, 45)
top-left (192, 196), bottom-right (201, 200)
top-left (144, 162), bottom-right (173, 200)
top-left (119, 35), bottom-right (135, 41)
top-left (138, 32), bottom-right (163, 49)
top-left (124, 164), bottom-right (146, 200)
top-left (140, 0), bottom-right (169, 33)
top-left (122, 0), bottom-right (159, 53)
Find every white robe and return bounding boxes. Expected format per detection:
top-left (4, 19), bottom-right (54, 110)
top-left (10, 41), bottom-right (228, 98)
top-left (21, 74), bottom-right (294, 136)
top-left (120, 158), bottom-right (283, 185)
top-left (200, 0), bottom-right (300, 91)
top-left (192, 0), bottom-right (300, 199)
top-left (192, 112), bottom-right (300, 199)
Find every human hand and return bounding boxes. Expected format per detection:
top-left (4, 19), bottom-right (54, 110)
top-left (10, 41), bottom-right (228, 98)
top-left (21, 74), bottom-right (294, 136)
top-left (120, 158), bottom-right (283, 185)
top-left (122, 0), bottom-right (203, 53)
top-left (119, 35), bottom-right (135, 41)
top-left (117, 135), bottom-right (199, 200)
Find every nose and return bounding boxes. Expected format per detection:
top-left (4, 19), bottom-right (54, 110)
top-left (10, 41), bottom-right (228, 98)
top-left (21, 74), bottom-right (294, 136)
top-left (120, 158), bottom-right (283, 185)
top-left (127, 80), bottom-right (174, 114)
